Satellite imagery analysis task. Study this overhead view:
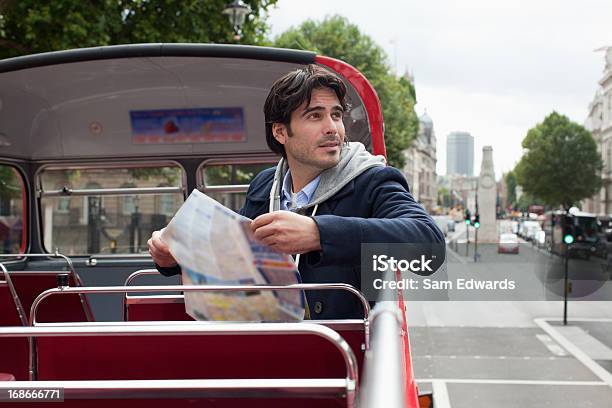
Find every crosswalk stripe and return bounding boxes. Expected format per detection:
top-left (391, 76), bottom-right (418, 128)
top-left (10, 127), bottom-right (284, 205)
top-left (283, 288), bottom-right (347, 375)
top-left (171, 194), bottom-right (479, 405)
top-left (536, 334), bottom-right (569, 356)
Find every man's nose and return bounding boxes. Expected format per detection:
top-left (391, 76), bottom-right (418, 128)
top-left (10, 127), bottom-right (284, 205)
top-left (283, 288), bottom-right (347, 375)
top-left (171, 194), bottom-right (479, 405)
top-left (322, 114), bottom-right (338, 135)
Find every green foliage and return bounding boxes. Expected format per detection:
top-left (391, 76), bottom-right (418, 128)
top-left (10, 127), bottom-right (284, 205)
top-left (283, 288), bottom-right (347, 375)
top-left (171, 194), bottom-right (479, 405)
top-left (504, 170), bottom-right (517, 206)
top-left (0, 0), bottom-right (278, 59)
top-left (437, 186), bottom-right (451, 207)
top-left (515, 112), bottom-right (602, 210)
top-left (128, 167), bottom-right (180, 186)
top-left (515, 192), bottom-right (542, 212)
top-left (0, 164), bottom-right (21, 198)
top-left (274, 15), bottom-right (419, 168)
top-left (204, 163), bottom-right (274, 185)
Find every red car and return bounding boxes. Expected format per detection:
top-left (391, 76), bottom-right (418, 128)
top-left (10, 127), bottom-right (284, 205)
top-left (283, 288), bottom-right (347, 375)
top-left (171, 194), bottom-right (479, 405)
top-left (498, 233), bottom-right (520, 254)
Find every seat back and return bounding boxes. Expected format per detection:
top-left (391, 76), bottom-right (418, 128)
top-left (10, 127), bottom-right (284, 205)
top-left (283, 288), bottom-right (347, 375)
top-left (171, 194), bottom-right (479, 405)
top-left (125, 294), bottom-right (193, 321)
top-left (36, 322), bottom-right (364, 381)
top-left (30, 322), bottom-right (362, 407)
top-left (0, 281), bottom-right (30, 380)
top-left (0, 281), bottom-right (24, 326)
top-left (9, 271), bottom-right (91, 323)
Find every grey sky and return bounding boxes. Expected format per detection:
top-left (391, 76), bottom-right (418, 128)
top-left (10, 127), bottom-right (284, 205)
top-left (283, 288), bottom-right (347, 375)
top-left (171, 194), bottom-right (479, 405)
top-left (267, 0), bottom-right (612, 178)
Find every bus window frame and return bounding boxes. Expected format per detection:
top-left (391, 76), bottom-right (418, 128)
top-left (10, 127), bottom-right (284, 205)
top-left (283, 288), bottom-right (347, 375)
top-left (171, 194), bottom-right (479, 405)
top-left (196, 155), bottom-right (279, 195)
top-left (0, 160), bottom-right (28, 259)
top-left (35, 160), bottom-right (187, 256)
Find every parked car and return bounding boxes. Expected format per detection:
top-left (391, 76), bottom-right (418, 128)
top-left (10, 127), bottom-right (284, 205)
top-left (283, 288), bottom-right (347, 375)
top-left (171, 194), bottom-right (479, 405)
top-left (526, 224), bottom-right (543, 242)
top-left (498, 233), bottom-right (519, 254)
top-left (520, 220), bottom-right (541, 241)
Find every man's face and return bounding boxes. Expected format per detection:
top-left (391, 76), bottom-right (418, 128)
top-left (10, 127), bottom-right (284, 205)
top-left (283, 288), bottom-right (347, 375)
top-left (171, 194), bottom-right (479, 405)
top-left (273, 87), bottom-right (346, 173)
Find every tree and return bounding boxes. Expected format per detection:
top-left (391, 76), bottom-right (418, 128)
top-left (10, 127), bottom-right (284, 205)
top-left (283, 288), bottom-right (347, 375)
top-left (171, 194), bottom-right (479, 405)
top-left (0, 0), bottom-right (278, 59)
top-left (504, 170), bottom-right (517, 207)
top-left (437, 186), bottom-right (451, 208)
top-left (515, 112), bottom-right (602, 210)
top-left (0, 164), bottom-right (21, 200)
top-left (515, 192), bottom-right (543, 213)
top-left (274, 15), bottom-right (419, 168)
top-left (0, 0), bottom-right (279, 184)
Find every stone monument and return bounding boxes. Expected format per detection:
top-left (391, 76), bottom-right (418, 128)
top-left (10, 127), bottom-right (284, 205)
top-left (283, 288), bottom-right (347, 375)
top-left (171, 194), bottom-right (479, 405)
top-left (477, 146), bottom-right (497, 242)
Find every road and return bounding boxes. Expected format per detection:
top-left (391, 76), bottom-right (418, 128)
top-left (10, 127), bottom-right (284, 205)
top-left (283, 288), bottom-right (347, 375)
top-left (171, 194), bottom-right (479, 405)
top-left (407, 220), bottom-right (612, 407)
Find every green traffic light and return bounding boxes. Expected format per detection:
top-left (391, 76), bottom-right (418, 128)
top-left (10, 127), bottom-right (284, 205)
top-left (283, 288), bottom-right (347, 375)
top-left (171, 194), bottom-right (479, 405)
top-left (474, 222), bottom-right (480, 229)
top-left (465, 220), bottom-right (471, 225)
top-left (563, 234), bottom-right (574, 245)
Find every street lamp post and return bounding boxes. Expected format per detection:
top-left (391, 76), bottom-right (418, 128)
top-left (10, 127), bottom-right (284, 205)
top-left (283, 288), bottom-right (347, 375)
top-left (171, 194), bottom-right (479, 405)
top-left (563, 244), bottom-right (570, 325)
top-left (222, 0), bottom-right (252, 41)
top-left (562, 212), bottom-right (574, 326)
top-left (465, 209), bottom-right (471, 257)
top-left (473, 191), bottom-right (480, 262)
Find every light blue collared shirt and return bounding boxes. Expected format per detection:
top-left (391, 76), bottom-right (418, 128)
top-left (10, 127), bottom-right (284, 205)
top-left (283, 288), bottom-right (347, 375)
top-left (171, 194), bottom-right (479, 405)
top-left (280, 171), bottom-right (320, 211)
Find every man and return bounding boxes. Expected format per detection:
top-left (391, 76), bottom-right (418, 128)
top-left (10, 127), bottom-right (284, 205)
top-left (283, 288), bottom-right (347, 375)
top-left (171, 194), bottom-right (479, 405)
top-left (148, 64), bottom-right (444, 319)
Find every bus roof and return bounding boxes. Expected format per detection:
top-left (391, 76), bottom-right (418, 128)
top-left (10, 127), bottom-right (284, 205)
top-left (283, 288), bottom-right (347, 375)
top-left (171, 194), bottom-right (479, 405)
top-left (0, 44), bottom-right (380, 161)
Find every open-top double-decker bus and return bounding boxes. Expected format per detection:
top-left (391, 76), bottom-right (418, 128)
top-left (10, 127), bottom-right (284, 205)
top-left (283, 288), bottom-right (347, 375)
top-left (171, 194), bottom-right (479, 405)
top-left (0, 44), bottom-right (430, 407)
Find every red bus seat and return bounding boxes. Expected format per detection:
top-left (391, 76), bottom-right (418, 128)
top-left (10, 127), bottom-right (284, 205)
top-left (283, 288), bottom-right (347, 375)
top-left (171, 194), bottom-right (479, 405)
top-left (36, 323), bottom-right (364, 381)
top-left (9, 271), bottom-right (91, 323)
top-left (125, 295), bottom-right (193, 322)
top-left (0, 282), bottom-right (24, 326)
top-left (31, 322), bottom-right (361, 407)
top-left (0, 282), bottom-right (29, 380)
top-left (123, 296), bottom-right (365, 366)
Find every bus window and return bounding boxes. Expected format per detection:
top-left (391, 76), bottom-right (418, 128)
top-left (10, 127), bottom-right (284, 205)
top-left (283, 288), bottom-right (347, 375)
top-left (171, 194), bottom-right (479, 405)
top-left (200, 162), bottom-right (277, 212)
top-left (39, 165), bottom-right (184, 255)
top-left (0, 165), bottom-right (25, 254)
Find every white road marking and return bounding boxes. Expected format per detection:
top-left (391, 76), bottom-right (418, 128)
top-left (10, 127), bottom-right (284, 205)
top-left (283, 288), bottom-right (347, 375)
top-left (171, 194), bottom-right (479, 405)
top-left (422, 303), bottom-right (446, 326)
top-left (553, 326), bottom-right (612, 360)
top-left (534, 318), bottom-right (612, 389)
top-left (432, 380), bottom-right (452, 408)
top-left (446, 246), bottom-right (467, 264)
top-left (415, 355), bottom-right (558, 361)
top-left (536, 334), bottom-right (569, 356)
top-left (419, 378), bottom-right (607, 386)
top-left (541, 317), bottom-right (612, 323)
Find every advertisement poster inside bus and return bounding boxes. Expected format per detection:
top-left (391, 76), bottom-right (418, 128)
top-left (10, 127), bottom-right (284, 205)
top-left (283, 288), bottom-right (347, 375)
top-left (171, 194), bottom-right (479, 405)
top-left (130, 107), bottom-right (245, 144)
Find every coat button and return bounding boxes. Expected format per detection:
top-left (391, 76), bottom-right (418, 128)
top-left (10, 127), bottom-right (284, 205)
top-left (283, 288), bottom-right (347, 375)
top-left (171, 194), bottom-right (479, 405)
top-left (314, 301), bottom-right (323, 314)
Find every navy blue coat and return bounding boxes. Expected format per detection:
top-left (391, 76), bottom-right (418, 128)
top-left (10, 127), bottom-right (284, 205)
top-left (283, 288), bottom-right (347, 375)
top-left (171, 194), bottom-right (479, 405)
top-left (239, 165), bottom-right (445, 320)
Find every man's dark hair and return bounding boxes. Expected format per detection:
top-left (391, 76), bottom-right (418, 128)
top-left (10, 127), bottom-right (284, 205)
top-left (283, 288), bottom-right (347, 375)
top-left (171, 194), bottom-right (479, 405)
top-left (264, 64), bottom-right (350, 157)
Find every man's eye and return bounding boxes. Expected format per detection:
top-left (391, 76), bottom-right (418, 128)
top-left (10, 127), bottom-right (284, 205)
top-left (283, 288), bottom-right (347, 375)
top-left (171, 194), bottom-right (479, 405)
top-left (308, 112), bottom-right (321, 119)
top-left (332, 112), bottom-right (343, 119)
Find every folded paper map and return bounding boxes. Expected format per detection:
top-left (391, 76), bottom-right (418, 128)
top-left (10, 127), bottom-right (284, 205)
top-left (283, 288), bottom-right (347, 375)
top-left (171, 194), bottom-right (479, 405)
top-left (161, 189), bottom-right (305, 321)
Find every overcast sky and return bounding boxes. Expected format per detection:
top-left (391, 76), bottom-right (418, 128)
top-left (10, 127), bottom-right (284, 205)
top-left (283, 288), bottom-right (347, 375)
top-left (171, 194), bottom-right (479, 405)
top-left (267, 0), bottom-right (612, 178)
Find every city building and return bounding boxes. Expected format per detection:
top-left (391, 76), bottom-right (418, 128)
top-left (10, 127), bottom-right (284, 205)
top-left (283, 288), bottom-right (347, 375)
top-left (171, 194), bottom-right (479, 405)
top-left (438, 173), bottom-right (478, 214)
top-left (584, 47), bottom-right (612, 214)
top-left (446, 131), bottom-right (474, 176)
top-left (403, 111), bottom-right (438, 213)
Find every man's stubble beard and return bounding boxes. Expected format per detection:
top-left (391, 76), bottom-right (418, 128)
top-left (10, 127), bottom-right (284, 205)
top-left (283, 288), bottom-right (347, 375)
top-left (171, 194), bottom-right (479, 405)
top-left (285, 125), bottom-right (344, 171)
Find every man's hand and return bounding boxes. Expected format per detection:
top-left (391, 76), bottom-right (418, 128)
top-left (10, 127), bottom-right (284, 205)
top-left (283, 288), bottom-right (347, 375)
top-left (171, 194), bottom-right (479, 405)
top-left (147, 229), bottom-right (178, 267)
top-left (251, 211), bottom-right (322, 254)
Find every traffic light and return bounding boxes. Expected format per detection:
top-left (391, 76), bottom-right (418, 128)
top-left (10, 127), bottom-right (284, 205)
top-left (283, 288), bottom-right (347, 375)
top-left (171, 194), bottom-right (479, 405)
top-left (473, 214), bottom-right (480, 229)
top-left (465, 209), bottom-right (471, 225)
top-left (563, 230), bottom-right (574, 245)
top-left (562, 221), bottom-right (574, 245)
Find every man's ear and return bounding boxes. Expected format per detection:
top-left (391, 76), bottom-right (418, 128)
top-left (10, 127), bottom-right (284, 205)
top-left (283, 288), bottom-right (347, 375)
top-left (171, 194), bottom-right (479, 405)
top-left (272, 123), bottom-right (288, 145)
